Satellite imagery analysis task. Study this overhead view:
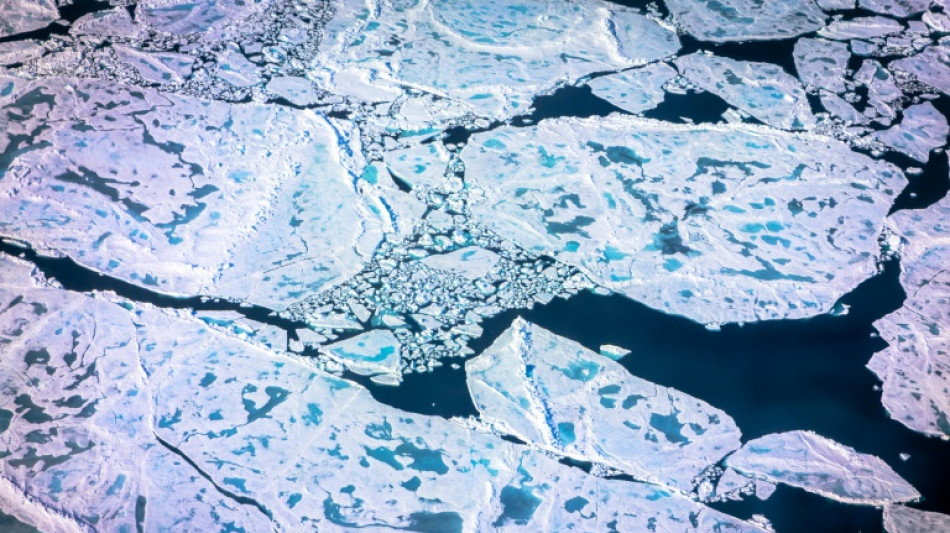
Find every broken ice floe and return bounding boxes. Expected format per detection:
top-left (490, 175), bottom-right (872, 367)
top-left (588, 63), bottom-right (677, 115)
top-left (324, 329), bottom-right (403, 383)
top-left (675, 53), bottom-right (816, 130)
top-left (793, 38), bottom-right (851, 94)
top-left (872, 101), bottom-right (949, 162)
top-left (727, 430), bottom-right (920, 505)
top-left (883, 504), bottom-right (950, 533)
top-left (461, 114), bottom-right (904, 324)
top-left (466, 318), bottom-right (742, 492)
top-left (870, 195), bottom-right (950, 438)
top-left (665, 0), bottom-right (826, 42)
top-left (0, 256), bottom-right (764, 532)
top-left (0, 76), bottom-right (408, 310)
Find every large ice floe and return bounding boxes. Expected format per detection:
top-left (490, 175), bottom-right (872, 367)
top-left (0, 76), bottom-right (405, 310)
top-left (664, 0), bottom-right (827, 42)
top-left (466, 318), bottom-right (742, 492)
top-left (461, 115), bottom-right (905, 324)
top-left (870, 195), bottom-right (950, 438)
top-left (0, 254), bottom-right (764, 532)
top-left (726, 431), bottom-right (920, 505)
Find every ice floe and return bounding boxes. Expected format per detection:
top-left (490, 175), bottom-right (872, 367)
top-left (870, 195), bottom-right (950, 438)
top-left (422, 247), bottom-right (501, 280)
top-left (727, 431), bottom-right (920, 505)
top-left (675, 53), bottom-right (816, 130)
top-left (324, 329), bottom-right (403, 382)
top-left (0, 0), bottom-right (58, 39)
top-left (872, 101), bottom-right (949, 162)
top-left (466, 318), bottom-right (742, 492)
top-left (793, 38), bottom-right (851, 94)
top-left (0, 255), bottom-right (763, 532)
top-left (588, 63), bottom-right (677, 115)
top-left (890, 45), bottom-right (950, 95)
top-left (462, 115), bottom-right (904, 324)
top-left (665, 0), bottom-right (826, 42)
top-left (858, 0), bottom-right (931, 19)
top-left (884, 504), bottom-right (950, 533)
top-left (818, 16), bottom-right (904, 40)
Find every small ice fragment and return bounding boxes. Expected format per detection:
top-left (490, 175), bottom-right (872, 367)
top-left (600, 344), bottom-right (631, 360)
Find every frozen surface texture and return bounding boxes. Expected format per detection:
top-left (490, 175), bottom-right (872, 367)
top-left (676, 53), bottom-right (816, 130)
top-left (462, 115), bottom-right (904, 324)
top-left (727, 431), bottom-right (921, 505)
top-left (883, 505), bottom-right (950, 533)
top-left (588, 63), bottom-right (677, 115)
top-left (0, 0), bottom-right (58, 39)
top-left (870, 196), bottom-right (950, 438)
top-left (466, 318), bottom-right (742, 491)
top-left (0, 76), bottom-right (399, 309)
top-left (0, 256), bottom-right (762, 532)
top-left (872, 102), bottom-right (949, 163)
top-left (665, 0), bottom-right (826, 42)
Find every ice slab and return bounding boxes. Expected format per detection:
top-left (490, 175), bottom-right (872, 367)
top-left (0, 257), bottom-right (764, 532)
top-left (817, 0), bottom-right (856, 9)
top-left (727, 431), bottom-right (920, 505)
top-left (793, 38), bottom-right (851, 94)
top-left (421, 247), bottom-right (501, 280)
top-left (675, 53), bottom-right (816, 130)
top-left (588, 63), bottom-right (677, 115)
top-left (324, 329), bottom-right (402, 380)
top-left (890, 45), bottom-right (950, 95)
top-left (884, 505), bottom-right (950, 533)
top-left (870, 196), bottom-right (950, 438)
top-left (872, 102), bottom-right (949, 162)
top-left (461, 115), bottom-right (904, 324)
top-left (382, 141), bottom-right (452, 190)
top-left (313, 0), bottom-right (679, 123)
top-left (0, 0), bottom-right (58, 39)
top-left (266, 76), bottom-right (321, 107)
top-left (0, 76), bottom-right (404, 310)
top-left (818, 16), bottom-right (903, 40)
top-left (858, 0), bottom-right (930, 18)
top-left (664, 0), bottom-right (826, 42)
top-left (466, 318), bottom-right (742, 491)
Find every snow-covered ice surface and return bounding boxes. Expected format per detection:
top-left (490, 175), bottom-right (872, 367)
top-left (872, 102), bottom-right (949, 162)
top-left (461, 115), bottom-right (904, 324)
top-left (0, 255), bottom-right (764, 532)
top-left (0, 0), bottom-right (58, 39)
top-left (870, 196), bottom-right (950, 438)
top-left (726, 431), bottom-right (920, 505)
top-left (588, 63), bottom-right (677, 115)
top-left (466, 318), bottom-right (742, 492)
top-left (664, 0), bottom-right (827, 42)
top-left (883, 505), bottom-right (950, 533)
top-left (793, 38), bottom-right (851, 94)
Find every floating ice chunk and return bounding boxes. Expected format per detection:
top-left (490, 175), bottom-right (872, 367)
top-left (664, 0), bottom-right (826, 42)
top-left (872, 102), bottom-right (949, 162)
top-left (793, 38), bottom-right (851, 94)
top-left (266, 76), bottom-right (321, 107)
top-left (383, 142), bottom-right (451, 190)
top-left (462, 115), bottom-right (904, 324)
top-left (422, 247), bottom-right (501, 280)
top-left (818, 16), bottom-right (903, 40)
top-left (855, 59), bottom-right (903, 125)
top-left (884, 505), bottom-right (950, 533)
top-left (859, 0), bottom-right (930, 18)
top-left (870, 196), bottom-right (950, 438)
top-left (727, 430), bottom-right (920, 505)
top-left (675, 53), bottom-right (816, 130)
top-left (821, 90), bottom-right (866, 124)
top-left (600, 344), bottom-right (631, 360)
top-left (588, 63), bottom-right (676, 115)
top-left (0, 77), bottom-right (397, 310)
top-left (890, 46), bottom-right (950, 95)
top-left (466, 319), bottom-right (742, 491)
top-left (0, 0), bottom-right (58, 39)
top-left (324, 329), bottom-right (402, 380)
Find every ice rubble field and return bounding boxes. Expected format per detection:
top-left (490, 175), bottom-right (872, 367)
top-left (0, 0), bottom-right (949, 531)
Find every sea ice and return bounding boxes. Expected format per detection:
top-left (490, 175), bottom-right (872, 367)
top-left (818, 16), bottom-right (904, 40)
top-left (461, 115), bottom-right (904, 324)
top-left (793, 38), bottom-right (851, 94)
top-left (466, 318), bottom-right (743, 492)
top-left (0, 0), bottom-right (58, 39)
top-left (664, 0), bottom-right (826, 42)
top-left (869, 196), bottom-right (950, 438)
top-left (883, 505), bottom-right (950, 533)
top-left (890, 45), bottom-right (950, 95)
top-left (324, 329), bottom-right (403, 381)
top-left (858, 0), bottom-right (931, 19)
top-left (266, 76), bottom-right (322, 107)
top-left (0, 255), bottom-right (764, 532)
top-left (422, 247), bottom-right (501, 280)
top-left (726, 431), bottom-right (920, 505)
top-left (872, 102), bottom-right (950, 162)
top-left (675, 53), bottom-right (816, 130)
top-left (588, 63), bottom-right (677, 115)
top-left (0, 76), bottom-right (403, 310)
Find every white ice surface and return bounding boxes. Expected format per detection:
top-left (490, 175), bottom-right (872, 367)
top-left (858, 0), bottom-right (931, 18)
top-left (883, 504), bottom-right (950, 533)
top-left (727, 430), bottom-right (920, 505)
top-left (664, 0), bottom-right (826, 42)
top-left (793, 38), bottom-right (851, 94)
top-left (588, 63), bottom-right (676, 115)
top-left (422, 247), bottom-right (501, 280)
top-left (890, 45), bottom-right (950, 95)
top-left (324, 329), bottom-right (402, 379)
top-left (466, 318), bottom-right (742, 492)
top-left (675, 53), bottom-right (816, 130)
top-left (818, 16), bottom-right (904, 40)
top-left (0, 0), bottom-right (58, 39)
top-left (872, 102), bottom-right (949, 162)
top-left (461, 115), bottom-right (904, 324)
top-left (870, 195), bottom-right (950, 438)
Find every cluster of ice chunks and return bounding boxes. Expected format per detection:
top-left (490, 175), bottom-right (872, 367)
top-left (312, 0), bottom-right (680, 125)
top-left (0, 254), bottom-right (765, 532)
top-left (461, 114), bottom-right (905, 325)
top-left (0, 76), bottom-right (410, 310)
top-left (466, 318), bottom-right (743, 492)
top-left (675, 53), bottom-right (816, 130)
top-left (664, 0), bottom-right (827, 42)
top-left (726, 431), bottom-right (920, 505)
top-left (870, 195), bottom-right (950, 438)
